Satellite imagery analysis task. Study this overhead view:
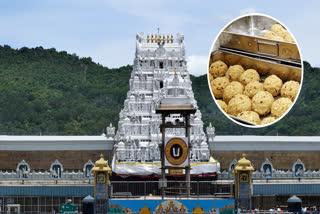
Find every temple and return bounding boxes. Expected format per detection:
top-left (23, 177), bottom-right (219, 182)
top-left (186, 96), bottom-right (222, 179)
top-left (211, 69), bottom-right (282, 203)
top-left (111, 33), bottom-right (219, 176)
top-left (2, 33), bottom-right (320, 211)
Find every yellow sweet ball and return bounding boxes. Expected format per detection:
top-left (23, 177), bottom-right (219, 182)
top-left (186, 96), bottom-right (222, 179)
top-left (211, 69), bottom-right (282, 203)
top-left (271, 97), bottom-right (293, 118)
top-left (237, 111), bottom-right (260, 125)
top-left (284, 32), bottom-right (295, 43)
top-left (227, 94), bottom-right (251, 116)
top-left (223, 81), bottom-right (244, 104)
top-left (226, 65), bottom-right (244, 81)
top-left (239, 69), bottom-right (260, 85)
top-left (244, 81), bottom-right (264, 99)
top-left (209, 60), bottom-right (228, 78)
top-left (264, 31), bottom-right (284, 41)
top-left (264, 75), bottom-right (283, 96)
top-left (210, 76), bottom-right (230, 99)
top-left (252, 91), bottom-right (274, 116)
top-left (270, 23), bottom-right (287, 38)
top-left (281, 81), bottom-right (300, 102)
top-left (261, 116), bottom-right (277, 125)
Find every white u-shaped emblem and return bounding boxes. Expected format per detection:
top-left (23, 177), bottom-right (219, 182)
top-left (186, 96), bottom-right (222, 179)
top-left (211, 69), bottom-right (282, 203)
top-left (173, 148), bottom-right (180, 157)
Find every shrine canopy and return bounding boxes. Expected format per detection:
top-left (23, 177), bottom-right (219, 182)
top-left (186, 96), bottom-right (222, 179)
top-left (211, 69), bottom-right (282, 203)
top-left (156, 104), bottom-right (196, 115)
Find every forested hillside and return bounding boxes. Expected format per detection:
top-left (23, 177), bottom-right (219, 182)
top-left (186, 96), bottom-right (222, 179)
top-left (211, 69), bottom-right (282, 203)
top-left (0, 45), bottom-right (318, 135)
top-left (0, 45), bottom-right (131, 135)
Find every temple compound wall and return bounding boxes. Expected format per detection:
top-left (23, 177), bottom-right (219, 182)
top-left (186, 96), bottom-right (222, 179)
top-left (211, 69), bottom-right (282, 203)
top-left (208, 135), bottom-right (320, 171)
top-left (0, 134), bottom-right (115, 172)
top-left (212, 150), bottom-right (320, 170)
top-left (1, 134), bottom-right (320, 175)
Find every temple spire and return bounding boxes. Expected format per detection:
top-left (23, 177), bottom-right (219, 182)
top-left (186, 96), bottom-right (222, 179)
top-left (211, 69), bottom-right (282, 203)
top-left (112, 32), bottom-right (216, 176)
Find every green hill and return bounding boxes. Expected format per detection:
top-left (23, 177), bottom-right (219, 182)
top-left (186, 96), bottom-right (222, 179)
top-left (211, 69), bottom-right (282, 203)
top-left (0, 45), bottom-right (131, 135)
top-left (0, 45), bottom-right (318, 135)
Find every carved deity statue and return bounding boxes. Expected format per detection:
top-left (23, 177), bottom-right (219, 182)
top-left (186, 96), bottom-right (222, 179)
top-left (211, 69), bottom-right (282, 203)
top-left (106, 123), bottom-right (115, 137)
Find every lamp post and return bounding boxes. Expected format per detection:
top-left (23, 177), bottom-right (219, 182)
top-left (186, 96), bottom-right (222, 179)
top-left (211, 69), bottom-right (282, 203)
top-left (92, 154), bottom-right (112, 213)
top-left (233, 154), bottom-right (254, 213)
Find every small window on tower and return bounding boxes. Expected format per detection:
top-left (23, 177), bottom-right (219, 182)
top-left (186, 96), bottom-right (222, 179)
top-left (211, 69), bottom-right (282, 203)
top-left (159, 62), bottom-right (164, 69)
top-left (160, 81), bottom-right (163, 89)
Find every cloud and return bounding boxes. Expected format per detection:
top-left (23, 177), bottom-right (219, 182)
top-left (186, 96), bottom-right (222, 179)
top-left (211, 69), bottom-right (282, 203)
top-left (104, 0), bottom-right (194, 31)
top-left (0, 0), bottom-right (319, 69)
top-left (240, 7), bottom-right (257, 15)
top-left (187, 55), bottom-right (208, 76)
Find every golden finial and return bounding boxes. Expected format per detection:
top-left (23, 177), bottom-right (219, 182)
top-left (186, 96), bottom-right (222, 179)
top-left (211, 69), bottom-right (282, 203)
top-left (170, 34), bottom-right (174, 43)
top-left (155, 34), bottom-right (158, 43)
top-left (167, 34), bottom-right (170, 43)
top-left (162, 34), bottom-right (165, 43)
top-left (147, 34), bottom-right (150, 43)
top-left (151, 34), bottom-right (154, 43)
top-left (174, 67), bottom-right (177, 74)
top-left (100, 153), bottom-right (104, 159)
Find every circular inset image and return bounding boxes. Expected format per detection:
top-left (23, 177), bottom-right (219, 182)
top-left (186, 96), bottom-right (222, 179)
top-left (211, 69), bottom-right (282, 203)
top-left (207, 13), bottom-right (303, 128)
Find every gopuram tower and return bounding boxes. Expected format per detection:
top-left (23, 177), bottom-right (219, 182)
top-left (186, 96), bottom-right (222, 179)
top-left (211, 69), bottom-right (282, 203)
top-left (112, 33), bottom-right (219, 176)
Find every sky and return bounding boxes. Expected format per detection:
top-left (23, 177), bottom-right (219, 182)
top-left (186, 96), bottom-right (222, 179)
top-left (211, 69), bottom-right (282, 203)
top-left (0, 0), bottom-right (319, 76)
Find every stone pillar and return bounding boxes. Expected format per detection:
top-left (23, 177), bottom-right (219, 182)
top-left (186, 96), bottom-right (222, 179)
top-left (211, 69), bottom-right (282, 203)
top-left (161, 114), bottom-right (166, 199)
top-left (186, 114), bottom-right (191, 198)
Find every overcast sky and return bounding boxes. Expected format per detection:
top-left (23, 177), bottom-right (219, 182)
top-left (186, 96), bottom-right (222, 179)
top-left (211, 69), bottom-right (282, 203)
top-left (0, 0), bottom-right (319, 76)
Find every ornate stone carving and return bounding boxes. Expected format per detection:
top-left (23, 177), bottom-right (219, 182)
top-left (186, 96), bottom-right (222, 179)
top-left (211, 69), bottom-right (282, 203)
top-left (50, 160), bottom-right (63, 179)
top-left (228, 159), bottom-right (237, 174)
top-left (116, 141), bottom-right (126, 161)
top-left (206, 123), bottom-right (215, 135)
top-left (16, 160), bottom-right (30, 179)
top-left (293, 159), bottom-right (305, 178)
top-left (261, 159), bottom-right (274, 179)
top-left (83, 160), bottom-right (94, 178)
top-left (106, 123), bottom-right (115, 137)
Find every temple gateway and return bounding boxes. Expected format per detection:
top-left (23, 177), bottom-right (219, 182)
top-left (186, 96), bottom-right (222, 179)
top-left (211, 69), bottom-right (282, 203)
top-left (112, 33), bottom-right (219, 176)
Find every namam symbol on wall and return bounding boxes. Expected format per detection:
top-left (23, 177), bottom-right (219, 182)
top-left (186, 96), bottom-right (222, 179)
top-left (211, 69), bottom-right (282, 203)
top-left (165, 137), bottom-right (188, 166)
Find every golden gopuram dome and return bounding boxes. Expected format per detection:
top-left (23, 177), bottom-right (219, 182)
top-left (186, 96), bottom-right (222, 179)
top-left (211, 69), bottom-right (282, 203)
top-left (233, 154), bottom-right (254, 173)
top-left (92, 154), bottom-right (112, 174)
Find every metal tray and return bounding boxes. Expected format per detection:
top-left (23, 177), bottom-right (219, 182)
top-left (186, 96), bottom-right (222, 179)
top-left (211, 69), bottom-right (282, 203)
top-left (210, 50), bottom-right (302, 126)
top-left (210, 50), bottom-right (302, 82)
top-left (218, 15), bottom-right (300, 62)
top-left (228, 114), bottom-right (257, 126)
